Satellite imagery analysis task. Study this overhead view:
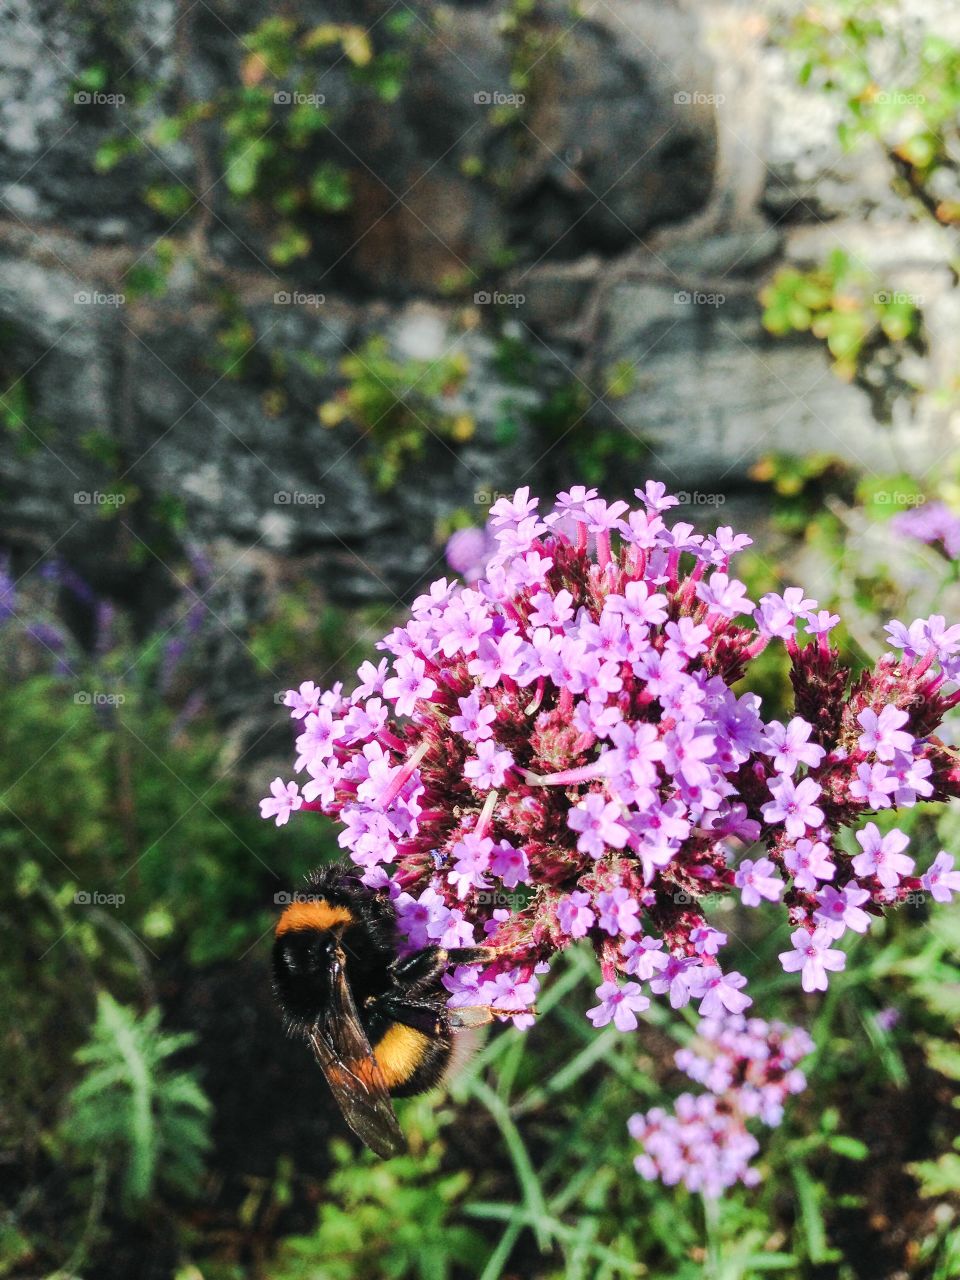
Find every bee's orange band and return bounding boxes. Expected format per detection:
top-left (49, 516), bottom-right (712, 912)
top-left (275, 900), bottom-right (354, 936)
top-left (371, 1024), bottom-right (430, 1088)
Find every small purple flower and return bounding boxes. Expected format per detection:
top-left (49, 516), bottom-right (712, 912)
top-left (464, 740), bottom-right (514, 790)
top-left (259, 778), bottom-right (303, 827)
top-left (284, 681), bottom-right (322, 719)
top-left (383, 655), bottom-right (437, 716)
top-left (557, 891), bottom-right (595, 939)
top-left (783, 838), bottom-right (835, 891)
top-left (446, 526), bottom-right (493, 581)
top-left (489, 840), bottom-right (528, 888)
top-left (696, 572), bottom-right (753, 618)
top-left (805, 610), bottom-right (840, 636)
top-left (890, 500), bottom-right (960, 557)
top-left (692, 967), bottom-right (752, 1018)
top-left (622, 935), bottom-right (669, 978)
top-left (568, 793), bottom-right (630, 859)
top-left (354, 659), bottom-right (388, 699)
top-left (690, 925), bottom-right (727, 956)
top-left (813, 883), bottom-right (872, 937)
top-left (587, 980), bottom-right (650, 1031)
top-left (762, 717), bottom-right (826, 775)
top-left (650, 955), bottom-right (699, 1008)
top-left (396, 885), bottom-right (452, 949)
top-left (447, 833), bottom-right (494, 898)
top-left (849, 761), bottom-right (898, 809)
top-left (779, 927), bottom-right (846, 992)
top-left (922, 851), bottom-right (960, 903)
top-left (606, 580), bottom-right (668, 628)
top-left (761, 775), bottom-right (824, 839)
top-left (852, 823), bottom-right (914, 889)
top-left (596, 887), bottom-right (641, 937)
top-left (857, 705), bottom-right (914, 762)
top-left (755, 589), bottom-right (816, 640)
top-left (529, 588), bottom-right (575, 629)
top-left (734, 857), bottom-right (784, 907)
top-left (450, 690), bottom-right (496, 743)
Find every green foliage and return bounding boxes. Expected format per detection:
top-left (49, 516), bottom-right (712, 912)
top-left (274, 1127), bottom-right (486, 1280)
top-left (786, 0), bottom-right (960, 223)
top-left (759, 249), bottom-right (921, 382)
top-left (94, 16), bottom-right (414, 267)
top-left (530, 381), bottom-right (647, 488)
top-left (322, 336), bottom-right (474, 490)
top-left (61, 992), bottom-right (211, 1210)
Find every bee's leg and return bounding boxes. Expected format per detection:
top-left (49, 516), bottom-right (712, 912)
top-left (388, 945), bottom-right (496, 993)
top-left (448, 1005), bottom-right (537, 1029)
top-left (372, 993), bottom-right (447, 1037)
top-left (445, 945), bottom-right (498, 965)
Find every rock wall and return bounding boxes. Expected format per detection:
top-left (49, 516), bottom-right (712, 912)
top-left (1, 0), bottom-right (957, 619)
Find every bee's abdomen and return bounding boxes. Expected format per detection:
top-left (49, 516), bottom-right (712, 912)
top-left (373, 1022), bottom-right (453, 1096)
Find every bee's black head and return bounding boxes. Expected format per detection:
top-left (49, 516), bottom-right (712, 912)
top-left (272, 927), bottom-right (342, 1029)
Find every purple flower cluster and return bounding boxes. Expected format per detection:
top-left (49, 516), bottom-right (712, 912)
top-left (264, 483), bottom-right (960, 1031)
top-left (628, 1014), bottom-right (813, 1196)
top-left (890, 500), bottom-right (960, 559)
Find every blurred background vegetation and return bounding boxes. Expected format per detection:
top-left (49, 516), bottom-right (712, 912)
top-left (3, 0), bottom-right (960, 1276)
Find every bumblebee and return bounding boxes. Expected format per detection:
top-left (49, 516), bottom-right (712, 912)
top-left (273, 862), bottom-right (500, 1158)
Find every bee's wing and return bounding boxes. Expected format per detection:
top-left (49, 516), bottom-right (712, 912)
top-left (307, 958), bottom-right (406, 1160)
